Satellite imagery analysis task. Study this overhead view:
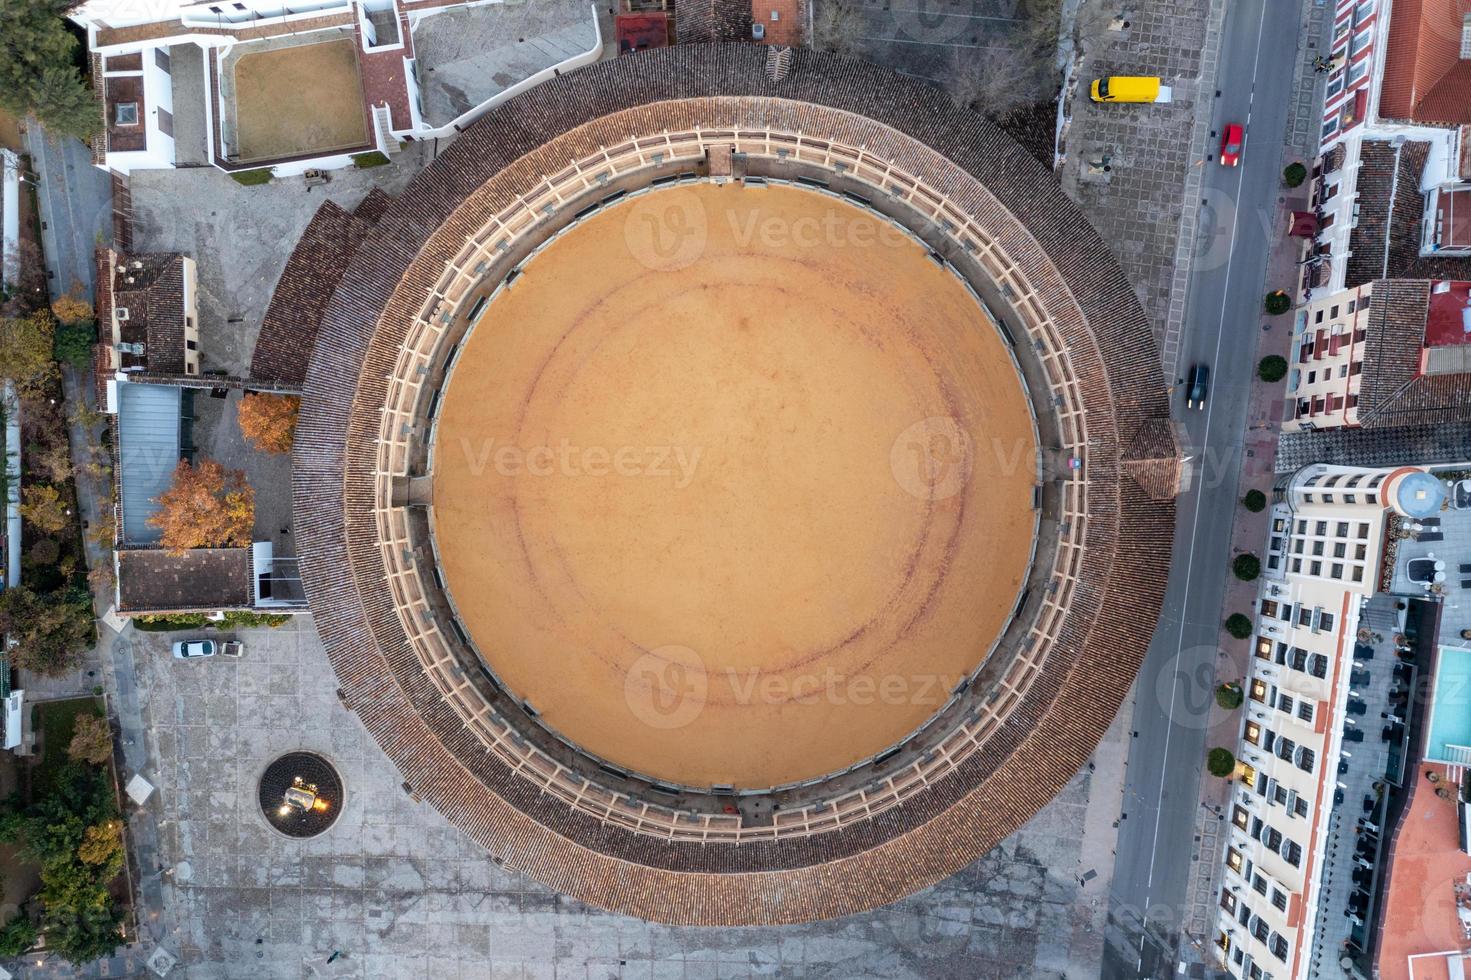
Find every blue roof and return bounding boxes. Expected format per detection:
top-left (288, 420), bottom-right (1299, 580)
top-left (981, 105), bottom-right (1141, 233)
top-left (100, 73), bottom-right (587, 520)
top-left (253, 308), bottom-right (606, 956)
top-left (1395, 471), bottom-right (1446, 519)
top-left (116, 382), bottom-right (181, 545)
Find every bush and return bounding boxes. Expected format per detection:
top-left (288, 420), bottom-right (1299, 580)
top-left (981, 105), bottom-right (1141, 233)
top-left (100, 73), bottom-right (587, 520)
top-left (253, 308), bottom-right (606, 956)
top-left (1243, 489), bottom-right (1267, 512)
top-left (1283, 162), bottom-right (1308, 187)
top-left (352, 151), bottom-right (391, 169)
top-left (1264, 291), bottom-right (1291, 316)
top-left (1225, 613), bottom-right (1253, 639)
top-left (1207, 747), bottom-right (1237, 778)
top-left (1257, 354), bottom-right (1288, 383)
top-left (1216, 683), bottom-right (1244, 710)
top-left (230, 169), bottom-right (273, 186)
top-left (1233, 553), bottom-right (1261, 581)
top-left (0, 915), bottom-right (37, 957)
top-left (54, 319), bottom-right (96, 369)
top-left (131, 610), bottom-right (291, 632)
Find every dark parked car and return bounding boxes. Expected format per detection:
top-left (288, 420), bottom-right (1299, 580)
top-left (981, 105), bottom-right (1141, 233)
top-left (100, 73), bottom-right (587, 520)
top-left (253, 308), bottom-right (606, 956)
top-left (1186, 363), bottom-right (1210, 410)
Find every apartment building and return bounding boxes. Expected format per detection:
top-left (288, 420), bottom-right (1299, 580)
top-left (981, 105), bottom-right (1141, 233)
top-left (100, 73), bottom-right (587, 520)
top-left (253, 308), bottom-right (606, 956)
top-left (1285, 277), bottom-right (1471, 431)
top-left (1215, 464), bottom-right (1442, 979)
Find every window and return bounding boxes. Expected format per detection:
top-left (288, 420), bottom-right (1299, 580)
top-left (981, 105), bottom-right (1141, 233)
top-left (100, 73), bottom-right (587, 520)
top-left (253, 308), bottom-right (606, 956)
top-left (1334, 542), bottom-right (1347, 558)
top-left (1312, 540), bottom-right (1325, 556)
top-left (1311, 560), bottom-right (1323, 576)
top-left (1320, 611), bottom-right (1335, 632)
top-left (1315, 521), bottom-right (1328, 536)
top-left (1351, 26), bottom-right (1372, 55)
top-left (1271, 887), bottom-right (1288, 912)
top-left (1274, 783), bottom-right (1289, 806)
top-left (1252, 873), bottom-right (1268, 896)
top-left (1245, 721), bottom-right (1262, 745)
top-left (1310, 655), bottom-right (1328, 679)
top-left (1297, 746), bottom-right (1316, 772)
top-left (1358, 523), bottom-right (1370, 538)
top-left (1284, 841), bottom-right (1303, 866)
top-left (1228, 847), bottom-right (1244, 872)
top-left (1233, 805), bottom-right (1250, 830)
top-left (1271, 934), bottom-right (1290, 961)
top-left (1276, 737), bottom-right (1296, 762)
top-left (1251, 679), bottom-right (1268, 702)
top-left (1221, 889), bottom-right (1238, 913)
top-left (1298, 607), bottom-right (1313, 627)
top-left (1277, 693), bottom-right (1294, 713)
top-left (1294, 796), bottom-right (1309, 818)
top-left (114, 102), bottom-right (139, 126)
top-left (1290, 648), bottom-right (1309, 672)
top-left (1297, 700), bottom-right (1315, 724)
top-left (1323, 116), bottom-right (1340, 139)
top-left (186, 339), bottom-right (198, 351)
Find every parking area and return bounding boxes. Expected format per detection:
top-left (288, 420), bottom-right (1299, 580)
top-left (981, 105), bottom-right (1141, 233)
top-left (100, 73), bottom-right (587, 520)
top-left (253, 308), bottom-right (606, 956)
top-left (110, 615), bottom-right (1133, 978)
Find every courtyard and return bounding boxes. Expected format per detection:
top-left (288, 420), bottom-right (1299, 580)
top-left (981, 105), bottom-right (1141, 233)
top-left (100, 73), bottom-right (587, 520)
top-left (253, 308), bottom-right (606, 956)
top-left (222, 36), bottom-right (370, 165)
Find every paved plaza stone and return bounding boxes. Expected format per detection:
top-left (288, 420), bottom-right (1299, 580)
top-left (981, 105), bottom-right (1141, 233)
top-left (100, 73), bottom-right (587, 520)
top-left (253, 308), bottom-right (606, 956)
top-left (71, 617), bottom-right (1133, 979)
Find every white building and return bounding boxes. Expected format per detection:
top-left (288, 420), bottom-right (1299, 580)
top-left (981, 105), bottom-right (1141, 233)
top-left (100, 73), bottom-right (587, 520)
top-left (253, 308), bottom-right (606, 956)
top-left (1215, 463), bottom-right (1446, 978)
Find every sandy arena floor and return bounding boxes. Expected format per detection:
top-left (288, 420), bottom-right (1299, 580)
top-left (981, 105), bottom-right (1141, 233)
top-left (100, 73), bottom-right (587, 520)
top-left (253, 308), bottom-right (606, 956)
top-left (432, 184), bottom-right (1038, 788)
top-left (231, 39), bottom-right (368, 163)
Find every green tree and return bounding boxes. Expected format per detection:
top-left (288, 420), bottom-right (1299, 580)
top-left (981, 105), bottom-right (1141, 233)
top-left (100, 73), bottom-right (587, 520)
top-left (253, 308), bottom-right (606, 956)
top-left (1264, 291), bottom-right (1292, 316)
top-left (0, 0), bottom-right (100, 140)
top-left (1215, 683), bottom-right (1244, 710)
top-left (1243, 489), bottom-right (1267, 512)
top-left (1233, 553), bottom-right (1261, 581)
top-left (1225, 613), bottom-right (1253, 639)
top-left (53, 320), bottom-right (96, 369)
top-left (0, 914), bottom-right (38, 957)
top-left (1283, 162), bottom-right (1307, 187)
top-left (1207, 747), bottom-right (1237, 778)
top-left (1258, 355), bottom-right (1288, 382)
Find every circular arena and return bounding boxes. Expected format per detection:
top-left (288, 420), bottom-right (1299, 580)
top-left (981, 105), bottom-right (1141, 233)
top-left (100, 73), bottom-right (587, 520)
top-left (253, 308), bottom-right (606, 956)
top-left (289, 43), bottom-right (1180, 925)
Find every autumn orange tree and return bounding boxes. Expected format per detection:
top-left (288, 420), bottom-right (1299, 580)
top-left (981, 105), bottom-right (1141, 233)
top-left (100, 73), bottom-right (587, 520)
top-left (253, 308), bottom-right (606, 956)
top-left (237, 392), bottom-right (300, 455)
top-left (147, 458), bottom-right (254, 554)
top-left (68, 713), bottom-right (113, 766)
top-left (18, 484), bottom-right (69, 534)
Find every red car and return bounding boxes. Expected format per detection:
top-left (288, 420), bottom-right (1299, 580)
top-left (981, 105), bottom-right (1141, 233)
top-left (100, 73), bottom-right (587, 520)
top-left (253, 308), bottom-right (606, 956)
top-left (1220, 123), bottom-right (1244, 167)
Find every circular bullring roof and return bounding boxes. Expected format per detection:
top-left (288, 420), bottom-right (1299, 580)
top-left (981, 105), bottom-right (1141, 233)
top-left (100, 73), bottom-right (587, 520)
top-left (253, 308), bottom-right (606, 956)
top-left (291, 43), bottom-right (1177, 925)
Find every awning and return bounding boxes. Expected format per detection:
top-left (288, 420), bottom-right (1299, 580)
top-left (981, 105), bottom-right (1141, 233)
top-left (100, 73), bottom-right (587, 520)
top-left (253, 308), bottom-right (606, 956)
top-left (1290, 211), bottom-right (1320, 237)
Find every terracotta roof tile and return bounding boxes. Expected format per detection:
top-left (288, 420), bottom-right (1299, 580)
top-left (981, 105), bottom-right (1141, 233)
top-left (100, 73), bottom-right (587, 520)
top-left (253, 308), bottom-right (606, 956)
top-left (116, 547), bottom-right (253, 613)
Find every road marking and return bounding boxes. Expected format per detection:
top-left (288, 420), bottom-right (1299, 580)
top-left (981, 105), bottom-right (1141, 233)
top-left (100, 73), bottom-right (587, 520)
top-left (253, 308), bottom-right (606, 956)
top-left (1137, 0), bottom-right (1271, 942)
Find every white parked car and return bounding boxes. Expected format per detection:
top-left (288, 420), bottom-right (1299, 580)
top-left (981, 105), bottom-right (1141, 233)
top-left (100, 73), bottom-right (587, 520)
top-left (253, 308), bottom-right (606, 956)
top-left (171, 639), bottom-right (244, 660)
top-left (172, 639), bottom-right (216, 659)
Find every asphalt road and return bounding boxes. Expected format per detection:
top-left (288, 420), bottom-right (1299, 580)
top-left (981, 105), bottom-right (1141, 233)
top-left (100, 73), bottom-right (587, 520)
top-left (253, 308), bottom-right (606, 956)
top-left (1102, 0), bottom-right (1305, 976)
top-left (24, 120), bottom-right (113, 302)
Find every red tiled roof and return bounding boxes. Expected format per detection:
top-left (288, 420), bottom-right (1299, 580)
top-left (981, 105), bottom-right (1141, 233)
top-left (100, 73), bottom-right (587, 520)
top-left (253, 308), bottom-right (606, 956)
top-left (1380, 0), bottom-right (1471, 126)
top-left (291, 43), bottom-right (1177, 925)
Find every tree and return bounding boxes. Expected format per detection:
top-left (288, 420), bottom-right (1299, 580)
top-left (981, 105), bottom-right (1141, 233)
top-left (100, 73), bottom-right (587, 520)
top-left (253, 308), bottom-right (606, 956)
top-left (0, 586), bottom-right (95, 675)
top-left (0, 312), bottom-right (59, 396)
top-left (813, 0), bottom-right (865, 58)
top-left (1233, 553), bottom-right (1261, 581)
top-left (76, 822), bottom-right (123, 874)
top-left (1258, 355), bottom-right (1288, 383)
top-left (0, 915), bottom-right (38, 957)
top-left (1283, 162), bottom-right (1307, 188)
top-left (1264, 291), bottom-right (1291, 316)
top-left (148, 458), bottom-right (255, 553)
top-left (948, 46), bottom-right (1036, 121)
top-left (32, 439), bottom-right (74, 484)
top-left (236, 393), bottom-right (300, 455)
top-left (1207, 747), bottom-right (1237, 778)
top-left (0, 0), bottom-right (101, 141)
top-left (50, 292), bottom-right (93, 325)
top-left (1215, 682), bottom-right (1244, 710)
top-left (1243, 489), bottom-right (1267, 512)
top-left (54, 320), bottom-right (96, 369)
top-left (19, 483), bottom-right (69, 534)
top-left (67, 714), bottom-right (112, 766)
top-left (1224, 613), bottom-right (1253, 639)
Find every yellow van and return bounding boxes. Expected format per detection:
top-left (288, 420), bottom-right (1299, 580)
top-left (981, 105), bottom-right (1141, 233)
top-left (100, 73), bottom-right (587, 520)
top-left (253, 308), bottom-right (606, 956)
top-left (1090, 76), bottom-right (1172, 103)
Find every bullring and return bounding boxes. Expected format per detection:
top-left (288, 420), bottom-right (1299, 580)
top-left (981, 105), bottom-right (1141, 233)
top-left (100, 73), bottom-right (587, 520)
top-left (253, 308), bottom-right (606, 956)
top-left (284, 42), bottom-right (1179, 925)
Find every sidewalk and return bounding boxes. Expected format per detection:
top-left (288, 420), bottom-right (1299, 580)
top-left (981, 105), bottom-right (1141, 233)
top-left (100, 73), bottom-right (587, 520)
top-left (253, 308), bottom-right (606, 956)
top-left (1172, 0), bottom-right (1334, 962)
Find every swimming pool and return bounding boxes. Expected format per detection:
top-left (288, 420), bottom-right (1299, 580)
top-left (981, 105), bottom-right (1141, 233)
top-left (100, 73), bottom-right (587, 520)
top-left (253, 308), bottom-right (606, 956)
top-left (1427, 646), bottom-right (1471, 763)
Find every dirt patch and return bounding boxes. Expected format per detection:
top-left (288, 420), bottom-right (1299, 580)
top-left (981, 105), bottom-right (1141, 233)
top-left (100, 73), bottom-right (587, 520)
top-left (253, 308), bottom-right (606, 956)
top-left (432, 184), bottom-right (1038, 788)
top-left (232, 38), bottom-right (369, 163)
